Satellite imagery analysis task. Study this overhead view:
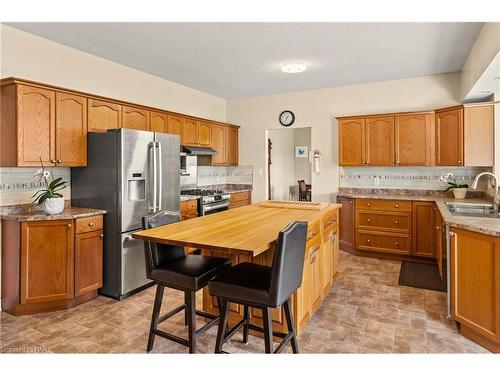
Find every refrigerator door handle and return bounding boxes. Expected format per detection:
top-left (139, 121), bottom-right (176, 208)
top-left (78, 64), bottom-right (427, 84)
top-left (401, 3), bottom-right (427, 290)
top-left (156, 141), bottom-right (162, 211)
top-left (148, 141), bottom-right (157, 213)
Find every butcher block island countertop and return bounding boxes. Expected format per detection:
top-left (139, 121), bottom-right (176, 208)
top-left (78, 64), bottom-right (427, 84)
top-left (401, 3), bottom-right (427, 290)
top-left (133, 201), bottom-right (342, 335)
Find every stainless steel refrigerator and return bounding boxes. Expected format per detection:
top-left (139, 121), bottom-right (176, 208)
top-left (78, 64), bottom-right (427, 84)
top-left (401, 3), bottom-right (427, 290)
top-left (71, 128), bottom-right (180, 300)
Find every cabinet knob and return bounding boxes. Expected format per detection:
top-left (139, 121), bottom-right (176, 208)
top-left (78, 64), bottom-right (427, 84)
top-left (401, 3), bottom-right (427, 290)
top-left (395, 220), bottom-right (399, 224)
top-left (57, 159), bottom-right (62, 164)
top-left (457, 161), bottom-right (461, 164)
top-left (51, 159), bottom-right (57, 163)
top-left (366, 239), bottom-right (371, 243)
top-left (88, 222), bottom-right (94, 227)
top-left (450, 232), bottom-right (455, 237)
top-left (100, 233), bottom-right (104, 239)
top-left (367, 203), bottom-right (371, 207)
top-left (67, 223), bottom-right (72, 228)
top-left (395, 204), bottom-right (399, 208)
top-left (367, 218), bottom-right (371, 222)
top-left (395, 242), bottom-right (399, 247)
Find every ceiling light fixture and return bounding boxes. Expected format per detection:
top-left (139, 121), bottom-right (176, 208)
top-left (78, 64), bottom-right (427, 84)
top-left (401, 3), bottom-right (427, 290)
top-left (281, 61), bottom-right (307, 74)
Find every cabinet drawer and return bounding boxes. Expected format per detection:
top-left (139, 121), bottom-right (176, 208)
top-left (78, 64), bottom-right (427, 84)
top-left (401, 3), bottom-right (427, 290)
top-left (356, 210), bottom-right (410, 233)
top-left (180, 199), bottom-right (197, 212)
top-left (76, 215), bottom-right (103, 234)
top-left (181, 212), bottom-right (198, 221)
top-left (323, 210), bottom-right (338, 230)
top-left (356, 199), bottom-right (412, 212)
top-left (356, 230), bottom-right (410, 255)
top-left (307, 221), bottom-right (320, 244)
top-left (230, 191), bottom-right (251, 202)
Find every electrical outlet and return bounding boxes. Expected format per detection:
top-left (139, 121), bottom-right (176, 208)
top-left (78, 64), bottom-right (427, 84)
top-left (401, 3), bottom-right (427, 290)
top-left (373, 176), bottom-right (380, 186)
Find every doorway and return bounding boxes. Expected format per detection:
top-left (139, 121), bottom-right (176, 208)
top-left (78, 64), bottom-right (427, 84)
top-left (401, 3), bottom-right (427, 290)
top-left (266, 127), bottom-right (312, 201)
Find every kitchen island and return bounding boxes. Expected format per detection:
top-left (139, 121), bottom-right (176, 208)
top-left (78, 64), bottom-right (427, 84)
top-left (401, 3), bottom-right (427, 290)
top-left (133, 201), bottom-right (341, 335)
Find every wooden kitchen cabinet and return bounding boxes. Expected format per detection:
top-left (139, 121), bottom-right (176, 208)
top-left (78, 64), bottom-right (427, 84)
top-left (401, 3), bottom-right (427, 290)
top-left (1, 214), bottom-right (104, 315)
top-left (365, 116), bottom-right (395, 166)
top-left (464, 103), bottom-right (494, 167)
top-left (180, 199), bottom-right (198, 220)
top-left (122, 105), bottom-right (149, 131)
top-left (198, 121), bottom-right (212, 147)
top-left (338, 118), bottom-right (365, 166)
top-left (167, 114), bottom-right (183, 136)
top-left (337, 196), bottom-right (355, 249)
top-left (75, 229), bottom-right (103, 296)
top-left (150, 110), bottom-right (169, 133)
top-left (412, 202), bottom-right (435, 258)
top-left (450, 227), bottom-right (500, 352)
top-left (0, 82), bottom-right (88, 167)
top-left (394, 112), bottom-right (434, 165)
top-left (211, 123), bottom-right (239, 166)
top-left (88, 98), bottom-right (122, 132)
top-left (229, 191), bottom-right (251, 209)
top-left (435, 107), bottom-right (464, 166)
top-left (21, 220), bottom-right (74, 304)
top-left (434, 205), bottom-right (445, 278)
top-left (182, 118), bottom-right (199, 146)
top-left (56, 92), bottom-right (87, 166)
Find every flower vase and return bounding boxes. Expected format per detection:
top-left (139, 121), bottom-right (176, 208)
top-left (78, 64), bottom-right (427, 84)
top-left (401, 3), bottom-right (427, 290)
top-left (44, 197), bottom-right (65, 215)
top-left (452, 188), bottom-right (467, 199)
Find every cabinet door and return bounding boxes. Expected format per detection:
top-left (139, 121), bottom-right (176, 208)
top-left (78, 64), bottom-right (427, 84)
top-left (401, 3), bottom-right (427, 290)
top-left (150, 111), bottom-right (168, 133)
top-left (310, 241), bottom-right (322, 310)
top-left (75, 230), bottom-right (103, 296)
top-left (365, 116), bottom-right (395, 166)
top-left (226, 127), bottom-right (239, 166)
top-left (295, 245), bottom-right (313, 330)
top-left (395, 113), bottom-right (434, 166)
top-left (88, 99), bottom-right (122, 132)
top-left (167, 114), bottom-right (183, 136)
top-left (56, 92), bottom-right (87, 166)
top-left (436, 108), bottom-right (463, 166)
top-left (16, 84), bottom-right (56, 166)
top-left (21, 220), bottom-right (74, 304)
top-left (122, 105), bottom-right (149, 131)
top-left (338, 196), bottom-right (355, 248)
top-left (464, 105), bottom-right (494, 167)
top-left (450, 228), bottom-right (499, 342)
top-left (182, 118), bottom-right (199, 146)
top-left (211, 124), bottom-right (226, 165)
top-left (321, 229), bottom-right (334, 295)
top-left (412, 202), bottom-right (435, 257)
top-left (338, 118), bottom-right (365, 166)
top-left (435, 206), bottom-right (444, 279)
top-left (198, 121), bottom-right (212, 147)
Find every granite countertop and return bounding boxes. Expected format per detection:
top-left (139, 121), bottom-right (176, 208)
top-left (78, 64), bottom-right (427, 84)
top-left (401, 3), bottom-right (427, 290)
top-left (180, 195), bottom-right (200, 201)
top-left (335, 190), bottom-right (500, 237)
top-left (224, 188), bottom-right (252, 194)
top-left (0, 206), bottom-right (107, 222)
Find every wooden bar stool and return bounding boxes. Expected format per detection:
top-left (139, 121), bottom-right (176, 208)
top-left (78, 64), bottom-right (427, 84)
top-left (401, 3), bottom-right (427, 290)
top-left (208, 221), bottom-right (308, 354)
top-left (142, 211), bottom-right (231, 353)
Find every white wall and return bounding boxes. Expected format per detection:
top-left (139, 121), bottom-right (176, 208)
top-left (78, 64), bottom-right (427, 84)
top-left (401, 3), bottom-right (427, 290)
top-left (293, 127), bottom-right (312, 185)
top-left (460, 22), bottom-right (500, 100)
top-left (227, 73), bottom-right (461, 203)
top-left (0, 24), bottom-right (226, 121)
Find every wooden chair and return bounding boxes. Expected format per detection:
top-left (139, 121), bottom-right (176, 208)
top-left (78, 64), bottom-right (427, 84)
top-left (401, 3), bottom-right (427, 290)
top-left (297, 180), bottom-right (311, 201)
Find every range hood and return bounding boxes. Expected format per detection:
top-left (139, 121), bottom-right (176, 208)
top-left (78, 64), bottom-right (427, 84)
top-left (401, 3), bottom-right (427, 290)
top-left (181, 146), bottom-right (218, 156)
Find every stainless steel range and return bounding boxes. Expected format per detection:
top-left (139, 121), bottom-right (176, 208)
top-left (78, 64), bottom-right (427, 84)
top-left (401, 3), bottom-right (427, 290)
top-left (181, 189), bottom-right (230, 216)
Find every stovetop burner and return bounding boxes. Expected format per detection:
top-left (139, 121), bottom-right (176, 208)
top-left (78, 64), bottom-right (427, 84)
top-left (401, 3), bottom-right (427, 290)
top-left (181, 189), bottom-right (226, 197)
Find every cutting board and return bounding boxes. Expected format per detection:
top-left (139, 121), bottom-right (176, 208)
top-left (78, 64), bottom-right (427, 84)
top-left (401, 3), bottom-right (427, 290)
top-left (258, 200), bottom-right (329, 211)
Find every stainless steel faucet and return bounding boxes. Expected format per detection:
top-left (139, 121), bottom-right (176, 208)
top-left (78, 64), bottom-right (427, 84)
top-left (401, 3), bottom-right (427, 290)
top-left (471, 172), bottom-right (500, 212)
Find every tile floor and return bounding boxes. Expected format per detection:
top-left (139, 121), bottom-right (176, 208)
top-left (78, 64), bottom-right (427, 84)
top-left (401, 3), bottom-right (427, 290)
top-left (0, 251), bottom-right (489, 353)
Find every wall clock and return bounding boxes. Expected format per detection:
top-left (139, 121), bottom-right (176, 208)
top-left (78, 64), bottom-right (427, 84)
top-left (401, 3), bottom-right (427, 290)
top-left (279, 110), bottom-right (295, 127)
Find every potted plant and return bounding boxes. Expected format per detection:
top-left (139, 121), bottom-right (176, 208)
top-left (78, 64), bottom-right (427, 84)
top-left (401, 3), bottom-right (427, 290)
top-left (32, 159), bottom-right (67, 215)
top-left (440, 172), bottom-right (468, 199)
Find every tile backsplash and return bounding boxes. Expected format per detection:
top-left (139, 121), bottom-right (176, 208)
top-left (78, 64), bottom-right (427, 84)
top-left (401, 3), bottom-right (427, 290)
top-left (197, 166), bottom-right (253, 187)
top-left (0, 167), bottom-right (71, 207)
top-left (340, 166), bottom-right (492, 191)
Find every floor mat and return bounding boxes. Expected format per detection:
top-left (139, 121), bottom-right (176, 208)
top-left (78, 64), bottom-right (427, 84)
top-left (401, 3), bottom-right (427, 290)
top-left (398, 261), bottom-right (447, 292)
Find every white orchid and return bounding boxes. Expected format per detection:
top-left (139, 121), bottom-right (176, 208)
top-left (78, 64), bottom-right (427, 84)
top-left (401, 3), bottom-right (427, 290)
top-left (35, 169), bottom-right (52, 181)
top-left (439, 172), bottom-right (454, 183)
top-left (439, 172), bottom-right (468, 191)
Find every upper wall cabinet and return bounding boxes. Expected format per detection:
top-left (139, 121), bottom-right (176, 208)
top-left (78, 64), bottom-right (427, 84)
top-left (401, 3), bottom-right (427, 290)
top-left (150, 111), bottom-right (169, 133)
top-left (435, 107), bottom-right (463, 166)
top-left (463, 104), bottom-right (494, 167)
top-left (338, 103), bottom-right (493, 168)
top-left (182, 118), bottom-right (212, 147)
top-left (394, 112), bottom-right (434, 166)
top-left (338, 118), bottom-right (365, 166)
top-left (211, 123), bottom-right (238, 166)
top-left (365, 116), bottom-right (394, 166)
top-left (88, 98), bottom-right (122, 133)
top-left (122, 105), bottom-right (149, 131)
top-left (1, 82), bottom-right (87, 167)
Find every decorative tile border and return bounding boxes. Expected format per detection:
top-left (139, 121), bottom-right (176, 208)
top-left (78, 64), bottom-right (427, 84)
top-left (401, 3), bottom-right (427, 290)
top-left (197, 166), bottom-right (253, 186)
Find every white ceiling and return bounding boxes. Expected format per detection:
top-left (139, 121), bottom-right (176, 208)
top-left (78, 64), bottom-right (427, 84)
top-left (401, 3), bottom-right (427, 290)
top-left (7, 22), bottom-right (482, 98)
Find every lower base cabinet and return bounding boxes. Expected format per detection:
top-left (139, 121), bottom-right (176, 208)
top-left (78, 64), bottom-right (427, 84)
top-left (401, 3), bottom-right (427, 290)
top-left (229, 191), bottom-right (251, 209)
top-left (450, 227), bottom-right (500, 353)
top-left (1, 215), bottom-right (104, 315)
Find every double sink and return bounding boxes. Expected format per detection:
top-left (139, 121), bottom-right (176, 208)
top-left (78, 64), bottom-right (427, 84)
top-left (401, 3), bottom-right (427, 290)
top-left (447, 202), bottom-right (500, 218)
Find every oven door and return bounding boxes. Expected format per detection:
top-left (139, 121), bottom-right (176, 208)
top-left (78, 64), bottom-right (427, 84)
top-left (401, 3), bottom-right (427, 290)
top-left (201, 201), bottom-right (229, 216)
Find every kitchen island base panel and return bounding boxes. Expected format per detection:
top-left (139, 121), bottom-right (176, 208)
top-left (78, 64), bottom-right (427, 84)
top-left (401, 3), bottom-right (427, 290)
top-left (460, 325), bottom-right (500, 354)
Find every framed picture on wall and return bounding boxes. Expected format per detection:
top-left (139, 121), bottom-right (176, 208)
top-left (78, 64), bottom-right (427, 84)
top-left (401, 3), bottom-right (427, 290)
top-left (295, 145), bottom-right (308, 158)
